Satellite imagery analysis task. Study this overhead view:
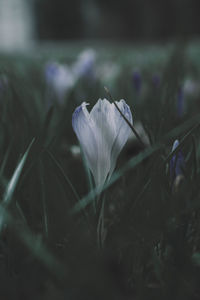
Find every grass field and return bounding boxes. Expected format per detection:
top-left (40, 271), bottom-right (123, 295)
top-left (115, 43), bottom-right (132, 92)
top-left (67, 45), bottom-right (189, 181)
top-left (0, 40), bottom-right (200, 299)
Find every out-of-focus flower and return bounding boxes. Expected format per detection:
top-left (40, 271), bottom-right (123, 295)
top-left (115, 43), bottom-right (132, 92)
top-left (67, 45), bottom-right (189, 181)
top-left (72, 49), bottom-right (96, 80)
top-left (177, 87), bottom-right (184, 117)
top-left (0, 74), bottom-right (8, 91)
top-left (70, 145), bottom-right (81, 158)
top-left (132, 70), bottom-right (142, 94)
top-left (183, 78), bottom-right (200, 97)
top-left (96, 62), bottom-right (120, 86)
top-left (152, 73), bottom-right (161, 88)
top-left (45, 62), bottom-right (75, 105)
top-left (169, 140), bottom-right (185, 191)
top-left (72, 99), bottom-right (133, 187)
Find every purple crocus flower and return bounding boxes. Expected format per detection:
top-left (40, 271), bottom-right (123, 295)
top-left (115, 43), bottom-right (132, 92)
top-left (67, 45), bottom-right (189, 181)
top-left (132, 70), bottom-right (142, 94)
top-left (169, 140), bottom-right (185, 182)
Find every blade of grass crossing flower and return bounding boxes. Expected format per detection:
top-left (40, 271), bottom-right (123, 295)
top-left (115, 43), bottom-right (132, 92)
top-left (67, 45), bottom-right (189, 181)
top-left (113, 101), bottom-right (145, 148)
top-left (104, 86), bottom-right (145, 148)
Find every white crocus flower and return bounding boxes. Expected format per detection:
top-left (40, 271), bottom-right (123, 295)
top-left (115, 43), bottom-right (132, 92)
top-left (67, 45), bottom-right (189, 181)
top-left (72, 99), bottom-right (133, 187)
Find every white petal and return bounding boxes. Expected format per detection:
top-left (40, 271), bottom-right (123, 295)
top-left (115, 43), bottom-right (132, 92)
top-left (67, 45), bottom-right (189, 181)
top-left (90, 99), bottom-right (116, 186)
top-left (172, 139), bottom-right (179, 151)
top-left (72, 102), bottom-right (98, 180)
top-left (109, 100), bottom-right (133, 176)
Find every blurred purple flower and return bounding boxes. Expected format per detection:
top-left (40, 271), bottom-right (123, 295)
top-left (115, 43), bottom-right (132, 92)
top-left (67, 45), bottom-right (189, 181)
top-left (132, 70), bottom-right (142, 94)
top-left (169, 140), bottom-right (185, 181)
top-left (72, 49), bottom-right (96, 80)
top-left (183, 78), bottom-right (200, 97)
top-left (45, 62), bottom-right (75, 105)
top-left (45, 62), bottom-right (58, 83)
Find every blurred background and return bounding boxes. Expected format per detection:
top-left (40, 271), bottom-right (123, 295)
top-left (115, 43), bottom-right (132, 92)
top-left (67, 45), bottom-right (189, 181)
top-left (0, 0), bottom-right (200, 50)
top-left (35, 0), bottom-right (200, 40)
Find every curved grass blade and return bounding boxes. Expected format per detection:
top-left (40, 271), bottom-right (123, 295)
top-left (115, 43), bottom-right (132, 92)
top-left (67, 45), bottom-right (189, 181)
top-left (39, 159), bottom-right (48, 238)
top-left (46, 150), bottom-right (80, 203)
top-left (0, 138), bottom-right (35, 231)
top-left (3, 138), bottom-right (35, 205)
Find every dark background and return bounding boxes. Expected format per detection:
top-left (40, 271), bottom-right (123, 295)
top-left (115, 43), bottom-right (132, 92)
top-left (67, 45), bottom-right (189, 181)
top-left (35, 0), bottom-right (200, 41)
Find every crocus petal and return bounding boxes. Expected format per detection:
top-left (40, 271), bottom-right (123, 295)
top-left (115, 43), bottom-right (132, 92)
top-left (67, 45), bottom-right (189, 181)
top-left (90, 99), bottom-right (116, 186)
top-left (109, 100), bottom-right (133, 175)
top-left (72, 102), bottom-right (98, 180)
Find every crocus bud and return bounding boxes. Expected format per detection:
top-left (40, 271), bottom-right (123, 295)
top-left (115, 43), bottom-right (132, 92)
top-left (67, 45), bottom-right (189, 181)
top-left (72, 99), bottom-right (133, 187)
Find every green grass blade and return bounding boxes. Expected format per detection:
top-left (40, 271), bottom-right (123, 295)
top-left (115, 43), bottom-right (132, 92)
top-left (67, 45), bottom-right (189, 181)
top-left (0, 139), bottom-right (35, 231)
top-left (39, 159), bottom-right (48, 238)
top-left (3, 138), bottom-right (35, 205)
top-left (46, 150), bottom-right (80, 203)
